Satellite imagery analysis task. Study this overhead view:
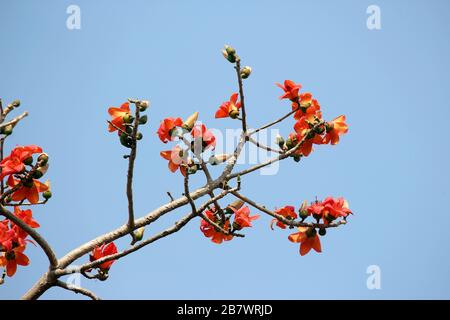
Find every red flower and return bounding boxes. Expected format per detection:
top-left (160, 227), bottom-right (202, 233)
top-left (191, 124), bottom-right (216, 151)
top-left (215, 93), bottom-right (241, 119)
top-left (160, 145), bottom-right (188, 176)
top-left (0, 245), bottom-right (29, 277)
top-left (200, 208), bottom-right (233, 244)
top-left (89, 242), bottom-right (118, 272)
top-left (272, 205), bottom-right (297, 229)
top-left (12, 207), bottom-right (40, 239)
top-left (157, 117), bottom-right (183, 143)
top-left (7, 175), bottom-right (49, 204)
top-left (232, 206), bottom-right (259, 229)
top-left (322, 197), bottom-right (352, 223)
top-left (276, 80), bottom-right (302, 101)
top-left (0, 145), bottom-right (42, 179)
top-left (322, 115), bottom-right (348, 145)
top-left (292, 93), bottom-right (322, 121)
top-left (108, 102), bottom-right (130, 134)
top-left (307, 201), bottom-right (325, 220)
top-left (288, 227), bottom-right (322, 256)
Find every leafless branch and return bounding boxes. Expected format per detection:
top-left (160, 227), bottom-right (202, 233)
top-left (55, 280), bottom-right (100, 300)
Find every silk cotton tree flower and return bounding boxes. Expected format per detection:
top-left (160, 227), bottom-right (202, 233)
top-left (1, 45), bottom-right (352, 299)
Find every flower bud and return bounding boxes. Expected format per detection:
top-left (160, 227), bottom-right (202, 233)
top-left (3, 125), bottom-right (13, 136)
top-left (138, 115), bottom-right (148, 125)
top-left (120, 132), bottom-right (132, 148)
top-left (232, 221), bottom-right (242, 231)
top-left (23, 157), bottom-right (33, 165)
top-left (240, 66), bottom-right (252, 79)
top-left (275, 134), bottom-right (285, 148)
top-left (209, 153), bottom-right (231, 165)
top-left (182, 112), bottom-right (199, 131)
top-left (123, 114), bottom-right (134, 124)
top-left (222, 45), bottom-right (237, 63)
top-left (293, 155), bottom-right (301, 162)
top-left (38, 153), bottom-right (49, 166)
top-left (136, 132), bottom-right (143, 140)
top-left (125, 126), bottom-right (133, 134)
top-left (43, 190), bottom-right (52, 200)
top-left (319, 228), bottom-right (326, 236)
top-left (11, 99), bottom-right (20, 108)
top-left (33, 170), bottom-right (43, 179)
top-left (133, 227), bottom-right (145, 242)
top-left (139, 100), bottom-right (150, 111)
top-left (229, 109), bottom-right (240, 119)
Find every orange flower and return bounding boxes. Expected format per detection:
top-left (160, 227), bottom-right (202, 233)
top-left (288, 227), bottom-right (322, 256)
top-left (272, 205), bottom-right (297, 229)
top-left (191, 124), bottom-right (216, 151)
top-left (200, 208), bottom-right (233, 244)
top-left (290, 127), bottom-right (322, 158)
top-left (157, 117), bottom-right (183, 143)
top-left (89, 242), bottom-right (118, 272)
top-left (232, 206), bottom-right (259, 229)
top-left (7, 176), bottom-right (48, 204)
top-left (0, 145), bottom-right (43, 179)
top-left (276, 80), bottom-right (302, 101)
top-left (323, 115), bottom-right (348, 145)
top-left (322, 197), bottom-right (352, 223)
top-left (12, 207), bottom-right (40, 239)
top-left (160, 145), bottom-right (188, 176)
top-left (292, 94), bottom-right (322, 121)
top-left (108, 102), bottom-right (130, 134)
top-left (215, 93), bottom-right (241, 119)
top-left (0, 245), bottom-right (29, 277)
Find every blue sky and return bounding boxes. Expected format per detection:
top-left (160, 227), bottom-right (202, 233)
top-left (1, 0), bottom-right (450, 299)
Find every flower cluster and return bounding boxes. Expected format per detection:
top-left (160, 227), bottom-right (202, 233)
top-left (107, 100), bottom-right (149, 148)
top-left (200, 200), bottom-right (259, 244)
top-left (157, 111), bottom-right (218, 176)
top-left (272, 197), bottom-right (352, 256)
top-left (275, 80), bottom-right (348, 159)
top-left (0, 145), bottom-right (51, 277)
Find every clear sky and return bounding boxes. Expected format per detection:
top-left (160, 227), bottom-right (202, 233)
top-left (1, 0), bottom-right (450, 299)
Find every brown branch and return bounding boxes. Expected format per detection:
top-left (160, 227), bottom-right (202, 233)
top-left (235, 59), bottom-right (247, 133)
top-left (67, 188), bottom-right (237, 274)
top-left (4, 200), bottom-right (48, 207)
top-left (0, 205), bottom-right (59, 268)
top-left (127, 102), bottom-right (141, 244)
top-left (55, 280), bottom-right (100, 300)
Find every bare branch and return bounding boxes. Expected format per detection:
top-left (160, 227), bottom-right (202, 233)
top-left (248, 136), bottom-right (283, 154)
top-left (249, 107), bottom-right (299, 136)
top-left (235, 59), bottom-right (247, 133)
top-left (55, 280), bottom-right (100, 300)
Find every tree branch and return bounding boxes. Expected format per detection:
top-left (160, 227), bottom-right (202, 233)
top-left (55, 280), bottom-right (100, 300)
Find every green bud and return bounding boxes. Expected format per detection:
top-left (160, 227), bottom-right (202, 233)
top-left (139, 100), bottom-right (149, 111)
top-left (23, 157), bottom-right (33, 165)
top-left (319, 228), bottom-right (327, 236)
top-left (138, 115), bottom-right (148, 125)
top-left (32, 170), bottom-right (43, 179)
top-left (136, 132), bottom-right (143, 140)
top-left (43, 190), bottom-right (52, 200)
top-left (240, 66), bottom-right (252, 79)
top-left (38, 154), bottom-right (49, 166)
top-left (125, 126), bottom-right (133, 134)
top-left (123, 114), bottom-right (134, 124)
top-left (23, 180), bottom-right (34, 188)
top-left (225, 45), bottom-right (236, 55)
top-left (11, 99), bottom-right (21, 108)
top-left (229, 109), bottom-right (240, 119)
top-left (133, 227), bottom-right (145, 242)
top-left (275, 134), bottom-right (285, 148)
top-left (3, 125), bottom-right (13, 136)
top-left (293, 155), bottom-right (301, 162)
top-left (232, 222), bottom-right (242, 231)
top-left (120, 132), bottom-right (132, 148)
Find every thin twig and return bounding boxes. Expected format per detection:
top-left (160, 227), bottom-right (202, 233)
top-left (248, 136), bottom-right (283, 154)
top-left (166, 191), bottom-right (174, 202)
top-left (235, 59), bottom-right (247, 133)
top-left (249, 107), bottom-right (299, 136)
top-left (126, 103), bottom-right (140, 243)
